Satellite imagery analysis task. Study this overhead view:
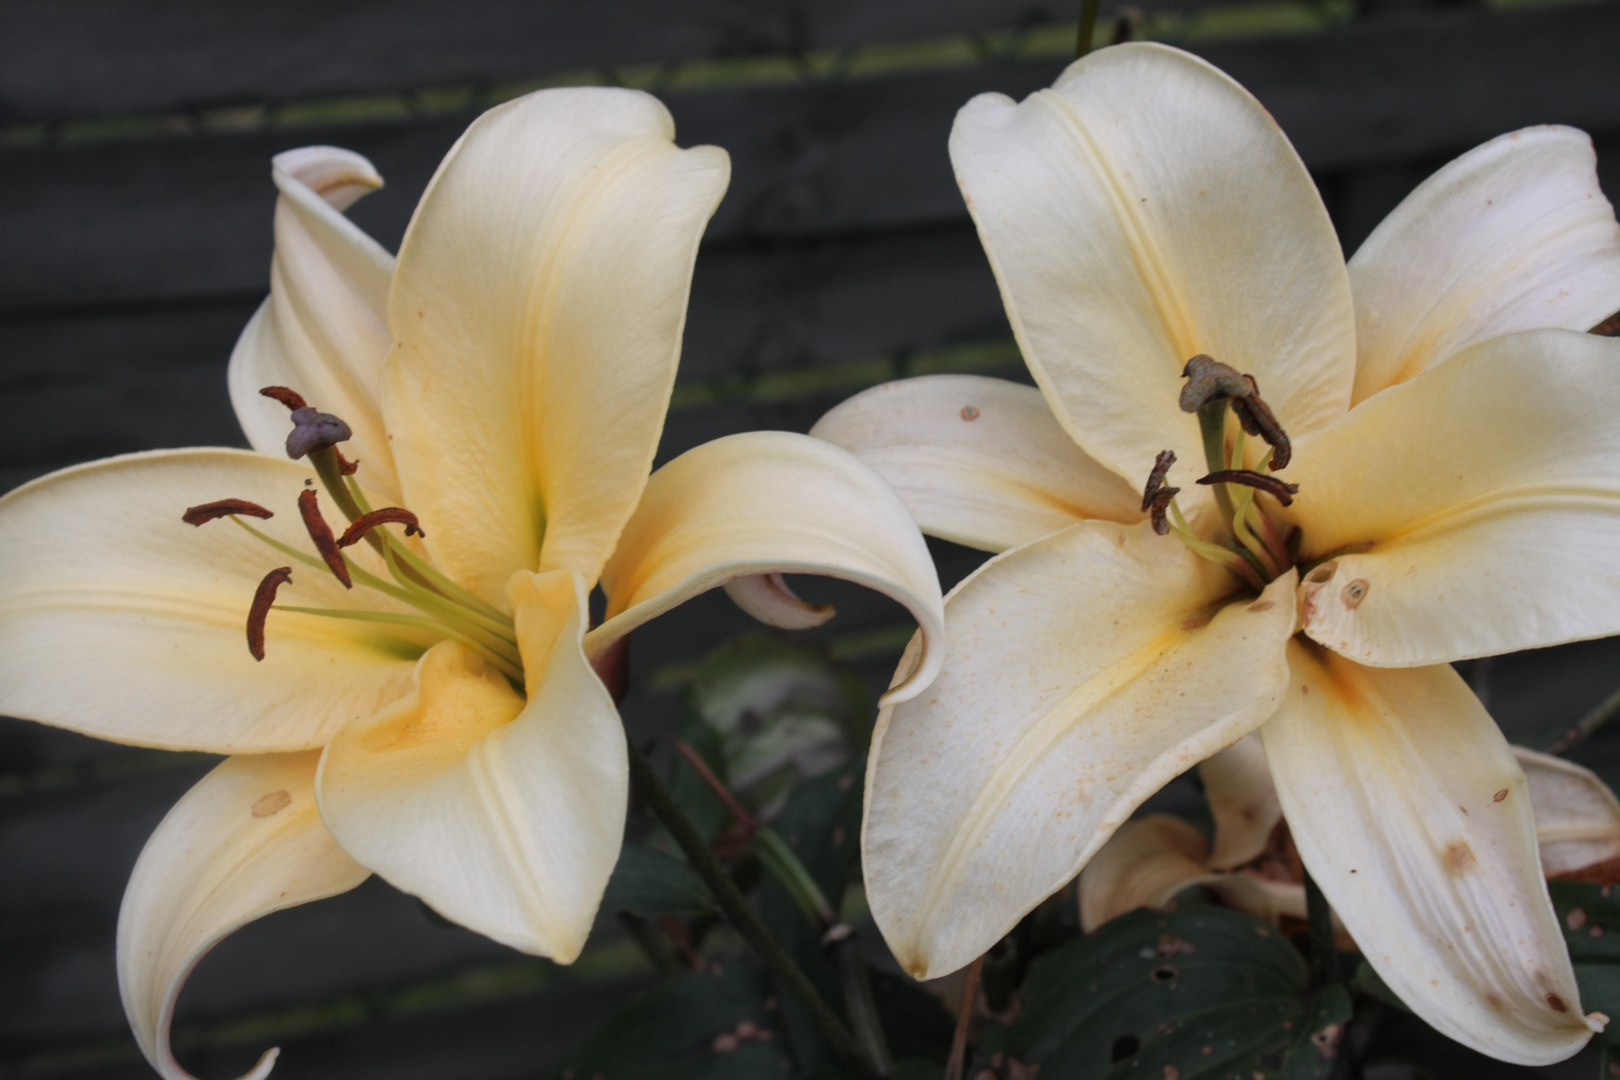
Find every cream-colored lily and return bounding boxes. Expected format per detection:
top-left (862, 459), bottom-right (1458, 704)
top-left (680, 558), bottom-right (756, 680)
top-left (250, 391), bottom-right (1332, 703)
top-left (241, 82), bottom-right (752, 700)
top-left (0, 88), bottom-right (944, 1080)
top-left (1079, 739), bottom-right (1620, 931)
top-left (813, 42), bottom-right (1620, 1064)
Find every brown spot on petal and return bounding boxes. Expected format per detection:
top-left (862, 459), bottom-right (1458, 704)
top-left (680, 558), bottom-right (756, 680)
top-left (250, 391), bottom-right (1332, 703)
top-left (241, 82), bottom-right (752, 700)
top-left (1306, 561), bottom-right (1337, 584)
top-left (1494, 789), bottom-right (1509, 803)
top-left (1443, 839), bottom-right (1478, 876)
top-left (1247, 600), bottom-right (1275, 613)
top-left (251, 790), bottom-right (292, 817)
top-left (1341, 579), bottom-right (1368, 608)
top-left (1548, 993), bottom-right (1569, 1013)
top-left (961, 405), bottom-right (981, 420)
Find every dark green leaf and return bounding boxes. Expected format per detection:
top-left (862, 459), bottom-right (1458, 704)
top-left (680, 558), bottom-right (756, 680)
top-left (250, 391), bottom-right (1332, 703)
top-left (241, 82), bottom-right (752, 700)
top-left (551, 963), bottom-right (790, 1080)
top-left (1550, 880), bottom-right (1620, 1047)
top-left (602, 843), bottom-right (713, 919)
top-left (1277, 984), bottom-right (1352, 1080)
top-left (1360, 1006), bottom-right (1536, 1080)
top-left (1005, 904), bottom-right (1314, 1078)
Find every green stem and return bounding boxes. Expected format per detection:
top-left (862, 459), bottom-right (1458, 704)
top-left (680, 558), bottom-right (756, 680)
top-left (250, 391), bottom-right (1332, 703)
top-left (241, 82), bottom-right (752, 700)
top-left (624, 741), bottom-right (876, 1079)
top-left (754, 827), bottom-right (837, 926)
top-left (1303, 869), bottom-right (1343, 988)
top-left (1075, 0), bottom-right (1102, 58)
top-left (1197, 403), bottom-right (1236, 524)
top-left (1546, 682), bottom-right (1620, 756)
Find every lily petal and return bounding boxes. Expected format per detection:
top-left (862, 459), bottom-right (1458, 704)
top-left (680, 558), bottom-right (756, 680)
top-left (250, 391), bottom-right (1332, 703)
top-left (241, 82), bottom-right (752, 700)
top-left (1349, 127), bottom-right (1620, 405)
top-left (1202, 733), bottom-right (1282, 870)
top-left (809, 374), bottom-right (1142, 552)
top-left (228, 147), bottom-right (401, 500)
top-left (1262, 643), bottom-right (1598, 1065)
top-left (384, 87), bottom-right (729, 606)
top-left (950, 42), bottom-right (1355, 491)
top-left (591, 431), bottom-right (945, 705)
top-left (1077, 814), bottom-right (1210, 932)
top-left (1291, 329), bottom-right (1620, 665)
top-left (119, 751), bottom-right (369, 1080)
top-left (317, 571), bottom-right (625, 961)
top-left (1515, 747), bottom-right (1620, 878)
top-left (862, 521), bottom-right (1296, 979)
top-left (0, 450), bottom-right (421, 752)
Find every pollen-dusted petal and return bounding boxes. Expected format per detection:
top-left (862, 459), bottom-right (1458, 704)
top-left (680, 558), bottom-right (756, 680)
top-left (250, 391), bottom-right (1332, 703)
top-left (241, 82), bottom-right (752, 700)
top-left (862, 521), bottom-right (1296, 980)
top-left (1514, 747), bottom-right (1620, 879)
top-left (590, 431), bottom-right (944, 705)
top-left (1262, 644), bottom-right (1597, 1065)
top-left (809, 374), bottom-right (1142, 552)
top-left (1077, 814), bottom-right (1210, 931)
top-left (1349, 126), bottom-right (1620, 405)
top-left (0, 450), bottom-right (421, 753)
top-left (384, 87), bottom-right (729, 607)
top-left (1201, 733), bottom-right (1282, 870)
top-left (1289, 329), bottom-right (1620, 666)
top-left (228, 147), bottom-right (401, 502)
top-left (316, 570), bottom-right (626, 961)
top-left (119, 751), bottom-right (369, 1080)
top-left (949, 43), bottom-right (1356, 495)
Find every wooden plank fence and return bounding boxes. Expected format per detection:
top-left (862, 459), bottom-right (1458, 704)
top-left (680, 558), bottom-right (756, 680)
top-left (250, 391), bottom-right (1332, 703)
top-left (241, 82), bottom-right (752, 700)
top-left (4, 2), bottom-right (1620, 1077)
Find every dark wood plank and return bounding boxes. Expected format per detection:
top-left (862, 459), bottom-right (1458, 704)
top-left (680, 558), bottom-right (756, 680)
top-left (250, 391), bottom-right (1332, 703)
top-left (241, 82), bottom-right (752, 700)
top-left (0, 0), bottom-right (1130, 124)
top-left (6, 4), bottom-right (1620, 315)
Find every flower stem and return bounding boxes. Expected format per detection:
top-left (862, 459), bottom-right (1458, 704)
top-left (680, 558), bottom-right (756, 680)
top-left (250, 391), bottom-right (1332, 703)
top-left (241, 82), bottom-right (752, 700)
top-left (1546, 682), bottom-right (1620, 756)
top-left (1075, 0), bottom-right (1102, 58)
top-left (1197, 402), bottom-right (1237, 524)
top-left (624, 740), bottom-right (877, 1079)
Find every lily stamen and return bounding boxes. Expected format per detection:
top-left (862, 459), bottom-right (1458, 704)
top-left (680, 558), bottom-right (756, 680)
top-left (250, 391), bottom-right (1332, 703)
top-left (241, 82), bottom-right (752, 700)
top-left (297, 489), bottom-right (352, 588)
top-left (1196, 470), bottom-right (1299, 507)
top-left (338, 508), bottom-right (425, 549)
top-left (1140, 450), bottom-right (1180, 535)
top-left (247, 567), bottom-right (293, 661)
top-left (182, 499), bottom-right (274, 526)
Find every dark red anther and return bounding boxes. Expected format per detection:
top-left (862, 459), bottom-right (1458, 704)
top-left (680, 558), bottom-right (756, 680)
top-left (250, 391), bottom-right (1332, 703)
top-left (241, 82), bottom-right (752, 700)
top-left (335, 449), bottom-right (360, 476)
top-left (260, 386), bottom-right (308, 411)
top-left (337, 508), bottom-right (425, 548)
top-left (297, 489), bottom-right (352, 588)
top-left (182, 499), bottom-right (273, 526)
top-left (1140, 449), bottom-right (1180, 535)
top-left (1197, 469), bottom-right (1300, 507)
top-left (247, 567), bottom-right (293, 661)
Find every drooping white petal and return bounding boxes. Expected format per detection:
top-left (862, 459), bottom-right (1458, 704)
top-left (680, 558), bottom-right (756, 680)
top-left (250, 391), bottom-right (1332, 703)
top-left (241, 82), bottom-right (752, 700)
top-left (228, 147), bottom-right (401, 500)
top-left (950, 42), bottom-right (1356, 493)
top-left (1349, 127), bottom-right (1620, 405)
top-left (119, 751), bottom-right (369, 1080)
top-left (317, 570), bottom-right (625, 961)
top-left (1263, 644), bottom-right (1598, 1065)
top-left (591, 431), bottom-right (944, 705)
top-left (809, 374), bottom-right (1142, 552)
top-left (1202, 733), bottom-right (1282, 870)
top-left (1290, 329), bottom-right (1620, 666)
top-left (384, 87), bottom-right (729, 606)
top-left (1078, 814), bottom-right (1210, 931)
top-left (1515, 747), bottom-right (1620, 878)
top-left (0, 451), bottom-right (421, 752)
top-left (722, 573), bottom-right (835, 630)
top-left (862, 521), bottom-right (1297, 979)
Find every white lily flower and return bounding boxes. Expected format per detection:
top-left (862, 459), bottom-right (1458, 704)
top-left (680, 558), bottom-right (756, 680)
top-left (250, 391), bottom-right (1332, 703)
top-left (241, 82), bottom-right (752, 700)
top-left (1080, 739), bottom-right (1620, 931)
top-left (0, 88), bottom-right (945, 1080)
top-left (814, 42), bottom-right (1620, 1064)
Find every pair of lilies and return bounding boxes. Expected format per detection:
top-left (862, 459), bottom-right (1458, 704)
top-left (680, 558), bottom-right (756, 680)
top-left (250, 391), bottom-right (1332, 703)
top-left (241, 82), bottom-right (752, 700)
top-left (5, 41), bottom-right (1620, 1077)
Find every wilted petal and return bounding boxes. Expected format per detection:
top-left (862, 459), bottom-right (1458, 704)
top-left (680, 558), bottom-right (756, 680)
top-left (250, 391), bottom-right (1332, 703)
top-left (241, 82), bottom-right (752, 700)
top-left (809, 374), bottom-right (1141, 552)
top-left (119, 751), bottom-right (369, 1080)
top-left (950, 42), bottom-right (1355, 492)
top-left (1078, 814), bottom-right (1209, 931)
top-left (1349, 127), bottom-right (1620, 405)
top-left (384, 87), bottom-right (729, 606)
top-left (0, 451), bottom-right (420, 752)
top-left (1202, 733), bottom-right (1282, 869)
top-left (1515, 747), bottom-right (1620, 878)
top-left (862, 521), bottom-right (1296, 978)
top-left (317, 570), bottom-right (625, 960)
top-left (1263, 643), bottom-right (1597, 1065)
top-left (228, 147), bottom-right (400, 500)
top-left (592, 431), bottom-right (944, 704)
top-left (1291, 329), bottom-right (1620, 665)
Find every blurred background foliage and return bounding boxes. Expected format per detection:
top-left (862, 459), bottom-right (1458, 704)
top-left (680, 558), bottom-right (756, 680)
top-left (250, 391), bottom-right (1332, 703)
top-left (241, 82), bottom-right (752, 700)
top-left (4, 0), bottom-right (1620, 1077)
